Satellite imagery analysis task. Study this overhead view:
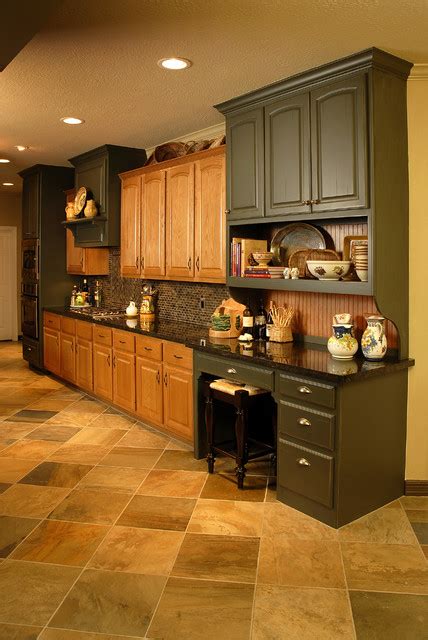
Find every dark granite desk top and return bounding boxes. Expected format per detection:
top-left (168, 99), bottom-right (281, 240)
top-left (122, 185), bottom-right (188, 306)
top-left (45, 307), bottom-right (414, 384)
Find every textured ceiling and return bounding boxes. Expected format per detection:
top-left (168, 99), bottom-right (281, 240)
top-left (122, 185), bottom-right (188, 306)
top-left (1, 0), bottom-right (428, 193)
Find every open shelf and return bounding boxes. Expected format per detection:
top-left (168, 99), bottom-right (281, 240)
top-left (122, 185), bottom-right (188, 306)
top-left (61, 216), bottom-right (108, 227)
top-left (227, 276), bottom-right (372, 295)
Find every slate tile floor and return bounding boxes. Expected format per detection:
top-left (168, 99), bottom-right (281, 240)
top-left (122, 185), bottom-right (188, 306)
top-left (0, 341), bottom-right (427, 639)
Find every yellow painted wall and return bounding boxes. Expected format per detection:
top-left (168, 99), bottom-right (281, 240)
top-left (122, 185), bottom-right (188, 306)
top-left (406, 70), bottom-right (428, 480)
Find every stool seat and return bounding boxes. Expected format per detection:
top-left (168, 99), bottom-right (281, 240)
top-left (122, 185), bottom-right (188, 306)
top-left (209, 378), bottom-right (269, 396)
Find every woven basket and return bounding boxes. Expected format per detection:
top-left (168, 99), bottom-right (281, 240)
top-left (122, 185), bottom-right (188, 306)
top-left (269, 326), bottom-right (293, 343)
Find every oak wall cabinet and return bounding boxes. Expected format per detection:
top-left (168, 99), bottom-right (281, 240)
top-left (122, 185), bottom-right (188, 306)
top-left (120, 146), bottom-right (226, 284)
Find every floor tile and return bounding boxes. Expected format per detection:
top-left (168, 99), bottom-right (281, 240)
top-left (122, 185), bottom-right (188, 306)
top-left (338, 501), bottom-right (416, 544)
top-left (200, 473), bottom-right (267, 502)
top-left (89, 413), bottom-right (136, 430)
top-left (49, 443), bottom-right (111, 465)
top-left (11, 519), bottom-right (108, 566)
top-left (47, 389), bottom-right (83, 401)
top-left (26, 399), bottom-right (74, 412)
top-left (78, 466), bottom-right (149, 493)
top-left (117, 495), bottom-right (196, 531)
top-left (154, 449), bottom-right (207, 472)
top-left (89, 525), bottom-right (184, 575)
top-left (400, 496), bottom-right (428, 510)
top-left (405, 508), bottom-right (428, 523)
top-left (0, 484), bottom-right (69, 518)
top-left (137, 469), bottom-right (207, 498)
top-left (341, 541), bottom-right (428, 593)
top-left (147, 576), bottom-right (254, 640)
top-left (25, 425), bottom-right (81, 442)
top-left (101, 446), bottom-right (163, 469)
top-left (6, 409), bottom-right (57, 423)
top-left (68, 427), bottom-right (125, 447)
top-left (263, 502), bottom-right (338, 540)
top-left (0, 623), bottom-right (42, 639)
top-left (188, 499), bottom-right (264, 536)
top-left (0, 439), bottom-right (62, 460)
top-left (48, 488), bottom-right (130, 525)
top-left (166, 438), bottom-right (193, 451)
top-left (118, 426), bottom-right (170, 449)
top-left (172, 532), bottom-right (259, 582)
top-left (422, 545), bottom-right (428, 560)
top-left (411, 522), bottom-right (428, 544)
top-left (0, 459), bottom-right (38, 483)
top-left (215, 453), bottom-right (275, 477)
top-left (0, 423), bottom-right (37, 439)
top-left (350, 590), bottom-right (428, 640)
top-left (19, 461), bottom-right (93, 488)
top-left (0, 560), bottom-right (80, 625)
top-left (48, 568), bottom-right (165, 637)
top-left (258, 535), bottom-right (345, 588)
top-left (40, 630), bottom-right (143, 640)
top-left (0, 515), bottom-right (40, 558)
top-left (0, 483), bottom-right (10, 494)
top-left (252, 584), bottom-right (355, 640)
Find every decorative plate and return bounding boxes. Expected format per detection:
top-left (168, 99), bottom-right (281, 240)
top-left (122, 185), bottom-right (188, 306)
top-left (74, 187), bottom-right (87, 216)
top-left (270, 223), bottom-right (334, 266)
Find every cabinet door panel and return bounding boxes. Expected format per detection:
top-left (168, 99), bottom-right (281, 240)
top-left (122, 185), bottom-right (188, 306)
top-left (22, 171), bottom-right (40, 238)
top-left (227, 108), bottom-right (264, 219)
top-left (113, 351), bottom-right (136, 412)
top-left (66, 229), bottom-right (85, 274)
top-left (43, 328), bottom-right (60, 375)
top-left (163, 364), bottom-right (193, 442)
top-left (166, 164), bottom-right (194, 278)
top-left (142, 170), bottom-right (166, 277)
top-left (265, 94), bottom-right (311, 215)
top-left (60, 333), bottom-right (76, 383)
top-left (121, 175), bottom-right (141, 276)
top-left (93, 344), bottom-right (113, 401)
top-left (76, 158), bottom-right (106, 215)
top-left (76, 338), bottom-right (93, 392)
top-left (311, 74), bottom-right (368, 212)
top-left (136, 357), bottom-right (163, 426)
top-left (194, 154), bottom-right (226, 282)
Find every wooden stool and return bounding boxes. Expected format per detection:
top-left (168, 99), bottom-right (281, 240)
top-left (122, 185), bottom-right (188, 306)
top-left (203, 378), bottom-right (276, 489)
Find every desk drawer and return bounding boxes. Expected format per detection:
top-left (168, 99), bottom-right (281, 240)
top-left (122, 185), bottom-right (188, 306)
top-left (163, 341), bottom-right (193, 370)
top-left (278, 399), bottom-right (335, 451)
top-left (278, 373), bottom-right (335, 409)
top-left (44, 312), bottom-right (60, 331)
top-left (136, 335), bottom-right (162, 361)
top-left (113, 329), bottom-right (135, 353)
top-left (61, 316), bottom-right (75, 336)
top-left (93, 326), bottom-right (112, 346)
top-left (278, 438), bottom-right (334, 508)
top-left (196, 353), bottom-right (274, 391)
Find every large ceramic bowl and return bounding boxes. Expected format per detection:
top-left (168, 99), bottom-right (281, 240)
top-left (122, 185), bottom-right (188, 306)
top-left (306, 260), bottom-right (352, 281)
top-left (252, 251), bottom-right (274, 266)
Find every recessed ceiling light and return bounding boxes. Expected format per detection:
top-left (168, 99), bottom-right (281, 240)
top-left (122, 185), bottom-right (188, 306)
top-left (0, 158), bottom-right (10, 163)
top-left (2, 182), bottom-right (14, 186)
top-left (14, 145), bottom-right (29, 152)
top-left (158, 57), bottom-right (192, 70)
top-left (60, 116), bottom-right (85, 125)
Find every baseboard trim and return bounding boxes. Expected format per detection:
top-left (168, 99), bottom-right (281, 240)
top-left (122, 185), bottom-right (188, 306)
top-left (404, 480), bottom-right (428, 496)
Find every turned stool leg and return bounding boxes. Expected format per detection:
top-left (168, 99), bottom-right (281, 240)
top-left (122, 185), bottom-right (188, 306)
top-left (205, 393), bottom-right (215, 474)
top-left (234, 391), bottom-right (249, 489)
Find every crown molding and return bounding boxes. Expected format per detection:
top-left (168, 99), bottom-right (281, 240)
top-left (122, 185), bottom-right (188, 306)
top-left (409, 64), bottom-right (428, 80)
top-left (145, 122), bottom-right (225, 157)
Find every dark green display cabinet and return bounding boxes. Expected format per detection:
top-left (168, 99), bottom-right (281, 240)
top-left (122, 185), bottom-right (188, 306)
top-left (65, 144), bottom-right (147, 247)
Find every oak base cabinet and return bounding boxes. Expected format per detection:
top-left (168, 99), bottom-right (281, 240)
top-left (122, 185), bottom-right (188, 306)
top-left (113, 350), bottom-right (136, 412)
top-left (136, 357), bottom-right (163, 426)
top-left (60, 333), bottom-right (76, 383)
top-left (43, 327), bottom-right (60, 376)
top-left (163, 364), bottom-right (193, 441)
top-left (93, 344), bottom-right (113, 401)
top-left (76, 338), bottom-right (93, 391)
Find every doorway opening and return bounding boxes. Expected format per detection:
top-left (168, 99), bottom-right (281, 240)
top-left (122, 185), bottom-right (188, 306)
top-left (0, 226), bottom-right (18, 341)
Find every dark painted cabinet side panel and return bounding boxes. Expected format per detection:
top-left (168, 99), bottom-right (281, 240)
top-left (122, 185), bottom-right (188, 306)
top-left (265, 93), bottom-right (311, 216)
top-left (226, 108), bottom-right (264, 219)
top-left (310, 74), bottom-right (368, 212)
top-left (22, 171), bottom-right (40, 238)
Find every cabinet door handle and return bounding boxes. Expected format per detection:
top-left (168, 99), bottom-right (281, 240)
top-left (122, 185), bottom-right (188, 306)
top-left (107, 355), bottom-right (110, 367)
top-left (310, 199), bottom-right (320, 205)
top-left (298, 417), bottom-right (311, 427)
top-left (196, 256), bottom-right (200, 271)
top-left (136, 256), bottom-right (139, 269)
top-left (227, 367), bottom-right (237, 374)
top-left (164, 373), bottom-right (168, 386)
top-left (27, 346), bottom-right (32, 352)
top-left (298, 385), bottom-right (312, 394)
top-left (187, 257), bottom-right (192, 270)
top-left (225, 209), bottom-right (231, 214)
top-left (144, 346), bottom-right (152, 351)
top-left (297, 458), bottom-right (311, 467)
top-left (113, 355), bottom-right (116, 368)
top-left (174, 354), bottom-right (183, 360)
top-left (301, 200), bottom-right (311, 206)
top-left (141, 256), bottom-right (144, 269)
top-left (156, 370), bottom-right (160, 384)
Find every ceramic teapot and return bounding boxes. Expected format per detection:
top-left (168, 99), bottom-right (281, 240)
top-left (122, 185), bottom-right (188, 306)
top-left (327, 324), bottom-right (358, 360)
top-left (125, 301), bottom-right (138, 317)
top-left (361, 316), bottom-right (387, 360)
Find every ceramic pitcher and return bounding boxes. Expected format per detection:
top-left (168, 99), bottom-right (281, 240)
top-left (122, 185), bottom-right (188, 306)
top-left (327, 324), bottom-right (358, 360)
top-left (361, 316), bottom-right (387, 360)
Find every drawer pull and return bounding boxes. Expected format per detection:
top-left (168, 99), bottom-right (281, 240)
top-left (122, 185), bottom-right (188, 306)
top-left (98, 334), bottom-right (105, 338)
top-left (144, 346), bottom-right (152, 351)
top-left (174, 354), bottom-right (183, 360)
top-left (227, 368), bottom-right (237, 374)
top-left (298, 385), bottom-right (312, 394)
top-left (119, 340), bottom-right (126, 344)
top-left (298, 417), bottom-right (311, 427)
top-left (297, 458), bottom-right (311, 467)
top-left (27, 347), bottom-right (32, 352)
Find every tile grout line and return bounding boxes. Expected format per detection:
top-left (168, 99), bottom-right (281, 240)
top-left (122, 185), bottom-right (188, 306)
top-left (338, 536), bottom-right (358, 639)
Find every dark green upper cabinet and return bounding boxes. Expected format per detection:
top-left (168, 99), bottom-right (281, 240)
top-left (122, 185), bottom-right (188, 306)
top-left (310, 74), bottom-right (368, 213)
top-left (265, 93), bottom-right (311, 216)
top-left (226, 108), bottom-right (264, 220)
top-left (22, 170), bottom-right (40, 238)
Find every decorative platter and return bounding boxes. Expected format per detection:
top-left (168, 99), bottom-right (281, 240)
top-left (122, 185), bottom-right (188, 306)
top-left (74, 187), bottom-right (87, 216)
top-left (270, 223), bottom-right (334, 266)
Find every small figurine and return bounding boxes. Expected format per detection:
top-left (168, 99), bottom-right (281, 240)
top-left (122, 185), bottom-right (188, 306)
top-left (283, 267), bottom-right (291, 279)
top-left (290, 267), bottom-right (299, 280)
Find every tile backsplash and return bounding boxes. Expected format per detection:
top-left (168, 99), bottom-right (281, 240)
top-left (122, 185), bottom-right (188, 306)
top-left (87, 248), bottom-right (229, 326)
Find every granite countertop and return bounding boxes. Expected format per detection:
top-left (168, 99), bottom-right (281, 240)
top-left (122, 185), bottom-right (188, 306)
top-left (45, 307), bottom-right (415, 383)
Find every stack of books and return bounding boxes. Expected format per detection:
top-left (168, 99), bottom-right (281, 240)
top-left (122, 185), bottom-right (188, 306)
top-left (243, 266), bottom-right (284, 279)
top-left (231, 238), bottom-right (268, 277)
